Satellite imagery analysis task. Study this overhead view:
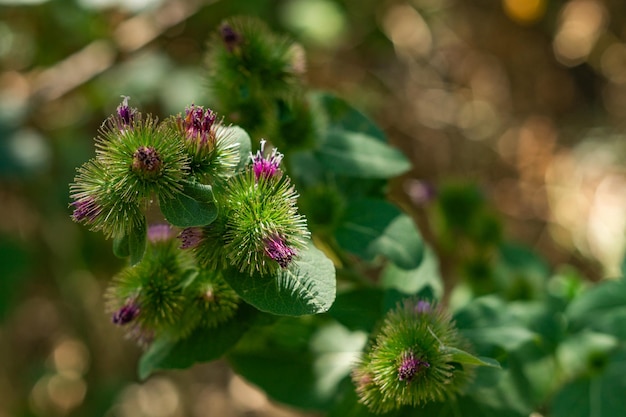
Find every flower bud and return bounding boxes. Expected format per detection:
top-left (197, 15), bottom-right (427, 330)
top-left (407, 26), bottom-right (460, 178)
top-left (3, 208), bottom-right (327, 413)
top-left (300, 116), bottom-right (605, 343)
top-left (352, 299), bottom-right (472, 414)
top-left (112, 300), bottom-right (140, 325)
top-left (251, 139), bottom-right (283, 181)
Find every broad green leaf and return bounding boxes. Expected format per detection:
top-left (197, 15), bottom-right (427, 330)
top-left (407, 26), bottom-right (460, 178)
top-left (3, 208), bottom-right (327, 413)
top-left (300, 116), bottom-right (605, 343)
top-left (455, 296), bottom-right (539, 353)
top-left (550, 347), bottom-right (626, 417)
top-left (159, 181), bottom-right (217, 227)
top-left (111, 217), bottom-right (147, 265)
top-left (444, 346), bottom-right (501, 368)
top-left (566, 276), bottom-right (626, 336)
top-left (223, 241), bottom-right (336, 316)
top-left (222, 125), bottom-right (252, 173)
top-left (138, 304), bottom-right (259, 380)
top-left (328, 288), bottom-right (385, 332)
top-left (128, 217), bottom-right (146, 266)
top-left (336, 200), bottom-right (423, 268)
top-left (556, 331), bottom-right (618, 380)
top-left (381, 245), bottom-right (443, 299)
top-left (462, 327), bottom-right (537, 352)
top-left (367, 214), bottom-right (424, 270)
top-left (112, 233), bottom-right (130, 258)
top-left (312, 92), bottom-right (387, 143)
top-left (229, 319), bottom-right (366, 411)
top-left (316, 130), bottom-right (411, 178)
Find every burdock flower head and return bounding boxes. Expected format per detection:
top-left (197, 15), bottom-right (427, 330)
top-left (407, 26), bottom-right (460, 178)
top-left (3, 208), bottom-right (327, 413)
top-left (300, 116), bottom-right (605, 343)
top-left (174, 104), bottom-right (239, 182)
top-left (95, 97), bottom-right (189, 202)
top-left (251, 139), bottom-right (283, 181)
top-left (70, 97), bottom-right (189, 239)
top-left (105, 224), bottom-right (197, 344)
top-left (352, 299), bottom-right (473, 414)
top-left (197, 140), bottom-right (308, 276)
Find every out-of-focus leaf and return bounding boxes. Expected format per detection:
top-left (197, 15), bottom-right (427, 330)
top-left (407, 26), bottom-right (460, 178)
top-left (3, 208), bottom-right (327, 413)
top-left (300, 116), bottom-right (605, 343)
top-left (550, 347), bottom-right (626, 417)
top-left (328, 288), bottom-right (385, 332)
top-left (138, 304), bottom-right (260, 380)
top-left (111, 217), bottom-right (147, 265)
top-left (336, 199), bottom-right (423, 268)
top-left (229, 319), bottom-right (366, 411)
top-left (381, 245), bottom-right (442, 299)
top-left (223, 241), bottom-right (336, 316)
top-left (566, 276), bottom-right (626, 338)
top-left (316, 130), bottom-right (411, 179)
top-left (313, 92), bottom-right (387, 143)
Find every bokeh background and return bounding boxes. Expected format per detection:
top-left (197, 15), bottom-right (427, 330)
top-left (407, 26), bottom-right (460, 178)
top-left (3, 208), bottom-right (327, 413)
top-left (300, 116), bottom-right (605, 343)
top-left (1, 0), bottom-right (626, 416)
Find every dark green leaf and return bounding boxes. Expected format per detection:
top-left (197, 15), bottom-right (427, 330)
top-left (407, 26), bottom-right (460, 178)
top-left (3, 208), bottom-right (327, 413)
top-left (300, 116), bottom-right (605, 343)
top-left (444, 346), bottom-right (501, 368)
top-left (550, 347), bottom-right (626, 417)
top-left (159, 181), bottom-right (217, 227)
top-left (381, 245), bottom-right (442, 299)
top-left (313, 92), bottom-right (387, 143)
top-left (316, 130), bottom-right (411, 179)
top-left (128, 217), bottom-right (146, 266)
top-left (328, 288), bottom-right (385, 332)
top-left (110, 217), bottom-right (147, 265)
top-left (566, 276), bottom-right (626, 336)
top-left (138, 304), bottom-right (259, 380)
top-left (112, 234), bottom-right (130, 258)
top-left (229, 320), bottom-right (366, 411)
top-left (336, 200), bottom-right (423, 268)
top-left (223, 241), bottom-right (336, 316)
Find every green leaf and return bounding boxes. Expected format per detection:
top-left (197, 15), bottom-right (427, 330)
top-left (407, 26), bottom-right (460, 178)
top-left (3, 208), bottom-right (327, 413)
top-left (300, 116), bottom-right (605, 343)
top-left (328, 288), bottom-right (385, 332)
top-left (316, 130), bottom-right (411, 179)
top-left (313, 92), bottom-right (387, 143)
top-left (550, 347), bottom-right (626, 417)
top-left (444, 346), bottom-right (501, 368)
top-left (566, 276), bottom-right (626, 337)
top-left (138, 304), bottom-right (259, 380)
top-left (111, 217), bottom-right (147, 265)
top-left (128, 217), bottom-right (147, 266)
top-left (229, 319), bottom-right (367, 411)
top-left (381, 245), bottom-right (443, 299)
top-left (112, 234), bottom-right (130, 258)
top-left (336, 199), bottom-right (423, 268)
top-left (223, 125), bottom-right (252, 173)
top-left (159, 181), bottom-right (217, 227)
top-left (223, 241), bottom-right (336, 316)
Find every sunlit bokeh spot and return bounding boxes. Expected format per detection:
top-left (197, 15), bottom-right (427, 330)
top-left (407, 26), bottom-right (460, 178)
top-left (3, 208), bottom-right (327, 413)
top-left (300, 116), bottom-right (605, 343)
top-left (382, 4), bottom-right (432, 58)
top-left (502, 0), bottom-right (546, 25)
top-left (280, 0), bottom-right (346, 47)
top-left (553, 0), bottom-right (607, 66)
top-left (600, 42), bottom-right (626, 84)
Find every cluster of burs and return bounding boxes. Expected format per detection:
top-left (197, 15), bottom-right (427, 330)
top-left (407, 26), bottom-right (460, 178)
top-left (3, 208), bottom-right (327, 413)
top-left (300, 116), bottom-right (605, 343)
top-left (70, 18), bottom-right (478, 414)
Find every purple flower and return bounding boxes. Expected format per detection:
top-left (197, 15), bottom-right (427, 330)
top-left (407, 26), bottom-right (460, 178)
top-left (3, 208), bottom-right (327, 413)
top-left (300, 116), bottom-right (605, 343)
top-left (251, 139), bottom-right (283, 181)
top-left (264, 234), bottom-right (296, 268)
top-left (112, 301), bottom-right (140, 325)
top-left (147, 224), bottom-right (173, 243)
top-left (181, 104), bottom-right (216, 145)
top-left (178, 227), bottom-right (204, 249)
top-left (71, 197), bottom-right (101, 223)
top-left (132, 146), bottom-right (162, 178)
top-left (404, 179), bottom-right (437, 206)
top-left (398, 351), bottom-right (430, 382)
top-left (415, 300), bottom-right (431, 314)
top-left (116, 96), bottom-right (138, 129)
top-left (220, 23), bottom-right (241, 51)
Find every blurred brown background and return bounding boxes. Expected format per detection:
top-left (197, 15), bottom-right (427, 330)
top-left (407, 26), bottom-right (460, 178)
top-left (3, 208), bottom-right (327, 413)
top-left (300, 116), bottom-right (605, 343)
top-left (1, 0), bottom-right (625, 416)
